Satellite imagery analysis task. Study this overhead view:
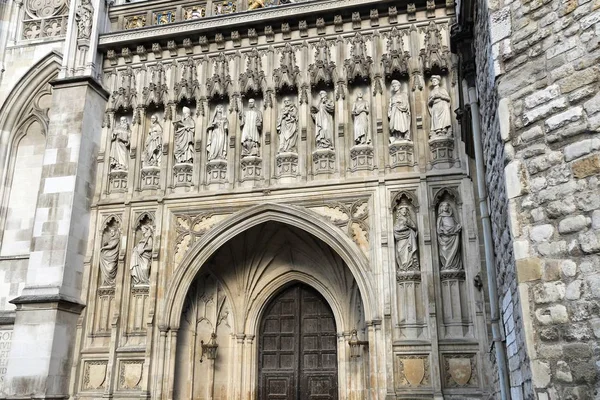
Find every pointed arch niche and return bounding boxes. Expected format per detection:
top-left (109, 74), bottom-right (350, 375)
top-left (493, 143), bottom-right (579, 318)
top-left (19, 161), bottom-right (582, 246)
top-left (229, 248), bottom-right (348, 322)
top-left (163, 204), bottom-right (376, 400)
top-left (0, 52), bottom-right (61, 256)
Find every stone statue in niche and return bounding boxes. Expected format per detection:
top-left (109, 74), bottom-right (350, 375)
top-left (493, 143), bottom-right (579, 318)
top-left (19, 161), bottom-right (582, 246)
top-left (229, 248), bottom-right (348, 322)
top-left (240, 99), bottom-right (263, 157)
top-left (277, 98), bottom-right (298, 153)
top-left (110, 116), bottom-right (131, 171)
top-left (75, 0), bottom-right (94, 40)
top-left (428, 75), bottom-right (452, 138)
top-left (352, 92), bottom-right (370, 145)
top-left (388, 80), bottom-right (411, 142)
top-left (99, 227), bottom-right (120, 286)
top-left (311, 90), bottom-right (335, 149)
top-left (207, 105), bottom-right (229, 161)
top-left (394, 205), bottom-right (419, 272)
top-left (173, 107), bottom-right (195, 164)
top-left (437, 201), bottom-right (462, 270)
top-left (143, 114), bottom-right (163, 167)
top-left (130, 224), bottom-right (154, 285)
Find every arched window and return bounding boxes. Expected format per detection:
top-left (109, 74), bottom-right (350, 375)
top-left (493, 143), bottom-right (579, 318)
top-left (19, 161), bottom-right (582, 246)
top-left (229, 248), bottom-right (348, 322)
top-left (0, 119), bottom-right (45, 256)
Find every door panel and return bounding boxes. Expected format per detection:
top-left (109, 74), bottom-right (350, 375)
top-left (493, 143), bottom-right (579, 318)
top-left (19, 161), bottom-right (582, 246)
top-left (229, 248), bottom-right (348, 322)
top-left (259, 284), bottom-right (338, 400)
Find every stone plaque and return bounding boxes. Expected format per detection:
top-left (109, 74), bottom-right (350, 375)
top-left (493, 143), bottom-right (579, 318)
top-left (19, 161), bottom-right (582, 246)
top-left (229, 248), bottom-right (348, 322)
top-left (0, 330), bottom-right (12, 390)
top-left (403, 358), bottom-right (425, 386)
top-left (82, 360), bottom-right (107, 390)
top-left (119, 360), bottom-right (144, 390)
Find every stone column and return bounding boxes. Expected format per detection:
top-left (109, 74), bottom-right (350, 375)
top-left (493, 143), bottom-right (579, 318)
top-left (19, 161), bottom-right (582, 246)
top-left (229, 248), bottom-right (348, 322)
top-left (2, 76), bottom-right (108, 398)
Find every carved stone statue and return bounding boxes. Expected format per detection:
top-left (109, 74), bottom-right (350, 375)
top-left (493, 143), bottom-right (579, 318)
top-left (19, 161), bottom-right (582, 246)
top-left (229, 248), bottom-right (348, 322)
top-left (394, 206), bottom-right (418, 272)
top-left (75, 0), bottom-right (94, 40)
top-left (99, 227), bottom-right (120, 286)
top-left (248, 0), bottom-right (265, 9)
top-left (130, 225), bottom-right (153, 285)
top-left (173, 107), bottom-right (195, 164)
top-left (311, 90), bottom-right (334, 149)
top-left (437, 201), bottom-right (462, 270)
top-left (207, 105), bottom-right (229, 161)
top-left (352, 92), bottom-right (370, 145)
top-left (110, 117), bottom-right (131, 171)
top-left (240, 99), bottom-right (263, 157)
top-left (277, 98), bottom-right (298, 153)
top-left (388, 80), bottom-right (411, 142)
top-left (143, 114), bottom-right (163, 167)
top-left (428, 75), bottom-right (452, 137)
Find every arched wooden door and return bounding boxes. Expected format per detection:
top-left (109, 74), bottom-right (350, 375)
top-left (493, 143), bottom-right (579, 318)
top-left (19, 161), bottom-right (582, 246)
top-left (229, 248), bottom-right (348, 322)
top-left (258, 283), bottom-right (338, 400)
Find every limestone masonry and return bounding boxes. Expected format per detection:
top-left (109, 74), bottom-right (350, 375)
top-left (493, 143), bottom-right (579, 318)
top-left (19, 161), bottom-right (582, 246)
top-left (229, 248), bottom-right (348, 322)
top-left (0, 0), bottom-right (597, 398)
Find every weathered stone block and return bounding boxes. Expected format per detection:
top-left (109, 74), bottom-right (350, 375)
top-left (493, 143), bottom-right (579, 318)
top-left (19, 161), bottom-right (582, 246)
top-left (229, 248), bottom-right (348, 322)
top-left (564, 138), bottom-right (600, 161)
top-left (560, 259), bottom-right (577, 277)
top-left (579, 231), bottom-right (600, 253)
top-left (545, 107), bottom-right (584, 131)
top-left (572, 154), bottom-right (600, 179)
top-left (517, 257), bottom-right (543, 282)
top-left (530, 224), bottom-right (554, 242)
top-left (533, 282), bottom-right (565, 303)
top-left (565, 280), bottom-right (584, 299)
top-left (523, 97), bottom-right (567, 125)
top-left (535, 304), bottom-right (569, 325)
top-left (524, 84), bottom-right (561, 109)
top-left (558, 215), bottom-right (591, 234)
top-left (505, 160), bottom-right (529, 198)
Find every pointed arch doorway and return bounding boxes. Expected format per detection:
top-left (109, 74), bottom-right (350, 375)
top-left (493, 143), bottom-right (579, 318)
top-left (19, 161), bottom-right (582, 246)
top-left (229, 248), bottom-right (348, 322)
top-left (258, 283), bottom-right (338, 400)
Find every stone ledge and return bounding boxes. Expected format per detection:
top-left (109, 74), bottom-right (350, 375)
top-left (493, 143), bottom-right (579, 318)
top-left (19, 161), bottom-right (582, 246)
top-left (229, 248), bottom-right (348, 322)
top-left (50, 76), bottom-right (110, 101)
top-left (9, 293), bottom-right (86, 314)
top-left (99, 0), bottom-right (434, 48)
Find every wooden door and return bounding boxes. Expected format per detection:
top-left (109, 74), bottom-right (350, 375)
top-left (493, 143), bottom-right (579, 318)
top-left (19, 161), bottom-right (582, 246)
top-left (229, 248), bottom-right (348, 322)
top-left (259, 284), bottom-right (338, 400)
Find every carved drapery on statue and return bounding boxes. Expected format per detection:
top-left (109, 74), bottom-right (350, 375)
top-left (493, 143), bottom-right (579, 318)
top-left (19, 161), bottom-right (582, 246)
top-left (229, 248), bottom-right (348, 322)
top-left (99, 226), bottom-right (120, 286)
top-left (394, 206), bottom-right (418, 273)
top-left (437, 201), bottom-right (462, 271)
top-left (110, 117), bottom-right (131, 171)
top-left (352, 92), bottom-right (370, 145)
top-left (311, 91), bottom-right (334, 149)
top-left (130, 225), bottom-right (154, 286)
top-left (75, 0), bottom-right (94, 40)
top-left (428, 75), bottom-right (452, 138)
top-left (173, 107), bottom-right (195, 164)
top-left (277, 98), bottom-right (298, 153)
top-left (207, 105), bottom-right (229, 161)
top-left (240, 99), bottom-right (262, 157)
top-left (388, 80), bottom-right (411, 142)
top-left (143, 115), bottom-right (163, 167)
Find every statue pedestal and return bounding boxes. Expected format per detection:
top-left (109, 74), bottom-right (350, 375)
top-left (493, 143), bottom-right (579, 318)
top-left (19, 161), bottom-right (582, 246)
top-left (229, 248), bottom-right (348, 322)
top-left (349, 144), bottom-right (374, 172)
top-left (240, 156), bottom-right (262, 182)
top-left (276, 152), bottom-right (299, 179)
top-left (312, 148), bottom-right (335, 175)
top-left (389, 140), bottom-right (414, 168)
top-left (108, 169), bottom-right (128, 193)
top-left (141, 166), bottom-right (160, 190)
top-left (207, 159), bottom-right (227, 184)
top-left (429, 135), bottom-right (455, 166)
top-left (173, 163), bottom-right (193, 187)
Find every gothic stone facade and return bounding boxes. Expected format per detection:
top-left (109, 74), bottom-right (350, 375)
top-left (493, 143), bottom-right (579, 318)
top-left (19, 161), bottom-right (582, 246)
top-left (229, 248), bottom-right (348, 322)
top-left (0, 0), bottom-right (597, 399)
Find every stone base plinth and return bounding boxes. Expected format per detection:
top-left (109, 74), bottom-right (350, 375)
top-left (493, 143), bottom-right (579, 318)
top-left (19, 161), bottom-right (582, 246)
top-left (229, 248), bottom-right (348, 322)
top-left (429, 135), bottom-right (454, 165)
top-left (350, 144), bottom-right (374, 171)
top-left (207, 159), bottom-right (227, 184)
top-left (141, 166), bottom-right (160, 189)
top-left (173, 163), bottom-right (193, 187)
top-left (312, 148), bottom-right (335, 175)
top-left (240, 156), bottom-right (262, 181)
top-left (389, 140), bottom-right (414, 168)
top-left (276, 152), bottom-right (299, 178)
top-left (109, 169), bottom-right (128, 192)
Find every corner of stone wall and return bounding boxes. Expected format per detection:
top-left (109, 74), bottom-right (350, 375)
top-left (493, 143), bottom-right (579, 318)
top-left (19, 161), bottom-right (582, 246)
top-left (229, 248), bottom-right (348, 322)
top-left (477, 0), bottom-right (600, 397)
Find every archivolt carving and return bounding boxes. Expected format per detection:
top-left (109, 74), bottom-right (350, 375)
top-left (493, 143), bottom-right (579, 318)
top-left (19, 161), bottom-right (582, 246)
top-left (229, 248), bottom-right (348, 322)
top-left (309, 38), bottom-right (337, 87)
top-left (382, 27), bottom-right (410, 79)
top-left (142, 62), bottom-right (169, 109)
top-left (344, 33), bottom-right (372, 84)
top-left (309, 199), bottom-right (370, 255)
top-left (207, 53), bottom-right (232, 99)
top-left (239, 48), bottom-right (266, 97)
top-left (111, 67), bottom-right (138, 112)
top-left (274, 43), bottom-right (300, 94)
top-left (174, 58), bottom-right (200, 103)
top-left (419, 22), bottom-right (450, 75)
top-left (174, 213), bottom-right (231, 265)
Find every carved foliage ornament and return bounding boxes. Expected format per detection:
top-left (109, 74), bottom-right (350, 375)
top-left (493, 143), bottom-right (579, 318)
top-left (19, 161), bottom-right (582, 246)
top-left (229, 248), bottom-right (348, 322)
top-left (382, 27), bottom-right (410, 79)
top-left (420, 22), bottom-right (450, 75)
top-left (174, 213), bottom-right (230, 265)
top-left (175, 58), bottom-right (200, 102)
top-left (396, 355), bottom-right (430, 387)
top-left (444, 354), bottom-right (478, 387)
top-left (142, 62), bottom-right (169, 108)
top-left (274, 43), bottom-right (300, 93)
top-left (309, 38), bottom-right (337, 87)
top-left (111, 67), bottom-right (137, 112)
top-left (239, 48), bottom-right (266, 97)
top-left (207, 53), bottom-right (232, 99)
top-left (344, 33), bottom-right (373, 84)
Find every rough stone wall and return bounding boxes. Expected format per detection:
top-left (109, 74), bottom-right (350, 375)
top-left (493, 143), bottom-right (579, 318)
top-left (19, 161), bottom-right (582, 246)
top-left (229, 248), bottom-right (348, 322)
top-left (475, 0), bottom-right (600, 397)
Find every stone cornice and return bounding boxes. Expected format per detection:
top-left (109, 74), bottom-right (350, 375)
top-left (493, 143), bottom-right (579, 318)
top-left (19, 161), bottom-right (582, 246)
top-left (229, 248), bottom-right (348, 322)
top-left (99, 0), bottom-right (428, 49)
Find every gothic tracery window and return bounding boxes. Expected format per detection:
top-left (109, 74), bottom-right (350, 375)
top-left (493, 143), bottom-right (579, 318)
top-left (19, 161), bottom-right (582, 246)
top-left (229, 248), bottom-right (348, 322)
top-left (22, 0), bottom-right (69, 40)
